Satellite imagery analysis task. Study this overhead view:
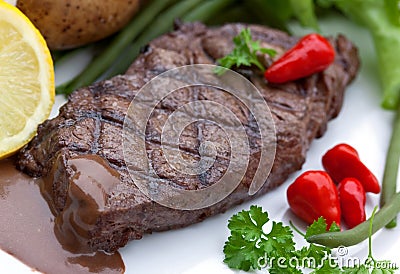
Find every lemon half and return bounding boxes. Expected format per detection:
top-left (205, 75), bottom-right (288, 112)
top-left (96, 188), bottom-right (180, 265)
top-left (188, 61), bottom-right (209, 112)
top-left (0, 0), bottom-right (54, 159)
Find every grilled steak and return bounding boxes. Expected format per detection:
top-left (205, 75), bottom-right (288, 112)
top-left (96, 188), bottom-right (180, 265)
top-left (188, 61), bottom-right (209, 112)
top-left (17, 22), bottom-right (359, 252)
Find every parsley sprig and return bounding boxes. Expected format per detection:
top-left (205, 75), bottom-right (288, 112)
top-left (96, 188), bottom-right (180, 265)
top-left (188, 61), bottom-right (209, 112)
top-left (223, 206), bottom-right (296, 271)
top-left (215, 28), bottom-right (276, 75)
top-left (223, 205), bottom-right (399, 273)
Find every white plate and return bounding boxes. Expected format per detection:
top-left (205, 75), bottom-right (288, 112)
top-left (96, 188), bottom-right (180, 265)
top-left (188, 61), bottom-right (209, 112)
top-left (1, 13), bottom-right (399, 274)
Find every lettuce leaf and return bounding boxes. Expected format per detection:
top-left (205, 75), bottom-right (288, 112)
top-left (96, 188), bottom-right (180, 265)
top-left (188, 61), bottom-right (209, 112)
top-left (319, 0), bottom-right (400, 109)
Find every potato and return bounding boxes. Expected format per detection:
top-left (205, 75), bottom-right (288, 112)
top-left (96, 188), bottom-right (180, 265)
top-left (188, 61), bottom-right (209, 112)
top-left (16, 0), bottom-right (140, 50)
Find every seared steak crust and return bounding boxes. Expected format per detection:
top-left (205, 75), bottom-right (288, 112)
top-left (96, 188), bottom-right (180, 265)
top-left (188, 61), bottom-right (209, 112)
top-left (17, 22), bottom-right (359, 252)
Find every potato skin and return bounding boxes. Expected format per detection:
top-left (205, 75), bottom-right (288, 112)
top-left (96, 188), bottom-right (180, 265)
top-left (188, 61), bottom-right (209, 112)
top-left (17, 0), bottom-right (140, 50)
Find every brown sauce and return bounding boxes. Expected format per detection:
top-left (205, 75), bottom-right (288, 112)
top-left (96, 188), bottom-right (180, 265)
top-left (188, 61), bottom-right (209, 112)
top-left (0, 158), bottom-right (125, 274)
top-left (41, 155), bottom-right (122, 254)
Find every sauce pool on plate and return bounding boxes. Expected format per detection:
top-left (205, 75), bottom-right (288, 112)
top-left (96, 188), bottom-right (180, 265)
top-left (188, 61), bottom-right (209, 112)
top-left (0, 158), bottom-right (125, 273)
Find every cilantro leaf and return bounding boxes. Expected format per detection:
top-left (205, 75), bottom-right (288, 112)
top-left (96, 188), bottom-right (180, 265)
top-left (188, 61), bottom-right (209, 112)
top-left (311, 259), bottom-right (342, 273)
top-left (341, 264), bottom-right (370, 274)
top-left (223, 231), bottom-right (264, 270)
top-left (224, 206), bottom-right (295, 271)
top-left (262, 221), bottom-right (295, 257)
top-left (227, 205), bottom-right (269, 241)
top-left (329, 222), bottom-right (341, 232)
top-left (305, 217), bottom-right (328, 238)
top-left (215, 28), bottom-right (276, 75)
top-left (298, 218), bottom-right (340, 270)
top-left (223, 207), bottom-right (398, 274)
top-left (223, 207), bottom-right (339, 272)
top-left (223, 206), bottom-right (269, 270)
top-left (296, 243), bottom-right (331, 269)
top-left (305, 217), bottom-right (340, 239)
top-left (268, 264), bottom-right (302, 274)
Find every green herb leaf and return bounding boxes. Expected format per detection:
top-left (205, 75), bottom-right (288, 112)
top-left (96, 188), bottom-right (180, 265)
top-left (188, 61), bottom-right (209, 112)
top-left (311, 259), bottom-right (342, 273)
top-left (268, 263), bottom-right (302, 274)
top-left (305, 217), bottom-right (328, 238)
top-left (295, 219), bottom-right (338, 270)
top-left (223, 207), bottom-right (335, 272)
top-left (223, 206), bottom-right (294, 271)
top-left (224, 207), bottom-right (398, 273)
top-left (296, 243), bottom-right (331, 269)
top-left (227, 205), bottom-right (269, 241)
top-left (329, 222), bottom-right (341, 232)
top-left (223, 231), bottom-right (264, 270)
top-left (305, 217), bottom-right (339, 238)
top-left (262, 221), bottom-right (295, 256)
top-left (223, 206), bottom-right (269, 270)
top-left (341, 264), bottom-right (370, 273)
top-left (215, 28), bottom-right (276, 75)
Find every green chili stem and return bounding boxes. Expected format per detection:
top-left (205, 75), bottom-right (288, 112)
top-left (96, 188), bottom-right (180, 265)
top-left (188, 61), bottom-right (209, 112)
top-left (56, 0), bottom-right (177, 96)
top-left (380, 104), bottom-right (400, 228)
top-left (307, 191), bottom-right (400, 248)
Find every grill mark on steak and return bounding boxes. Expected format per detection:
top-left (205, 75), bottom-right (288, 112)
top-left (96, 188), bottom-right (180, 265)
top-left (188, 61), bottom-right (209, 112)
top-left (17, 22), bottom-right (360, 252)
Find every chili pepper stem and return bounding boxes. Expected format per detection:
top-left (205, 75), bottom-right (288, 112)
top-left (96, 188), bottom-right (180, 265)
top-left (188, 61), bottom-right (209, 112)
top-left (306, 192), bottom-right (400, 247)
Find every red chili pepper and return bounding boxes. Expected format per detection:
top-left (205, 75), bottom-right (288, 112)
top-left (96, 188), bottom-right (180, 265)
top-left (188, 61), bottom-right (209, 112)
top-left (322, 143), bottom-right (381, 194)
top-left (287, 170), bottom-right (341, 227)
top-left (264, 33), bottom-right (335, 83)
top-left (337, 178), bottom-right (366, 228)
